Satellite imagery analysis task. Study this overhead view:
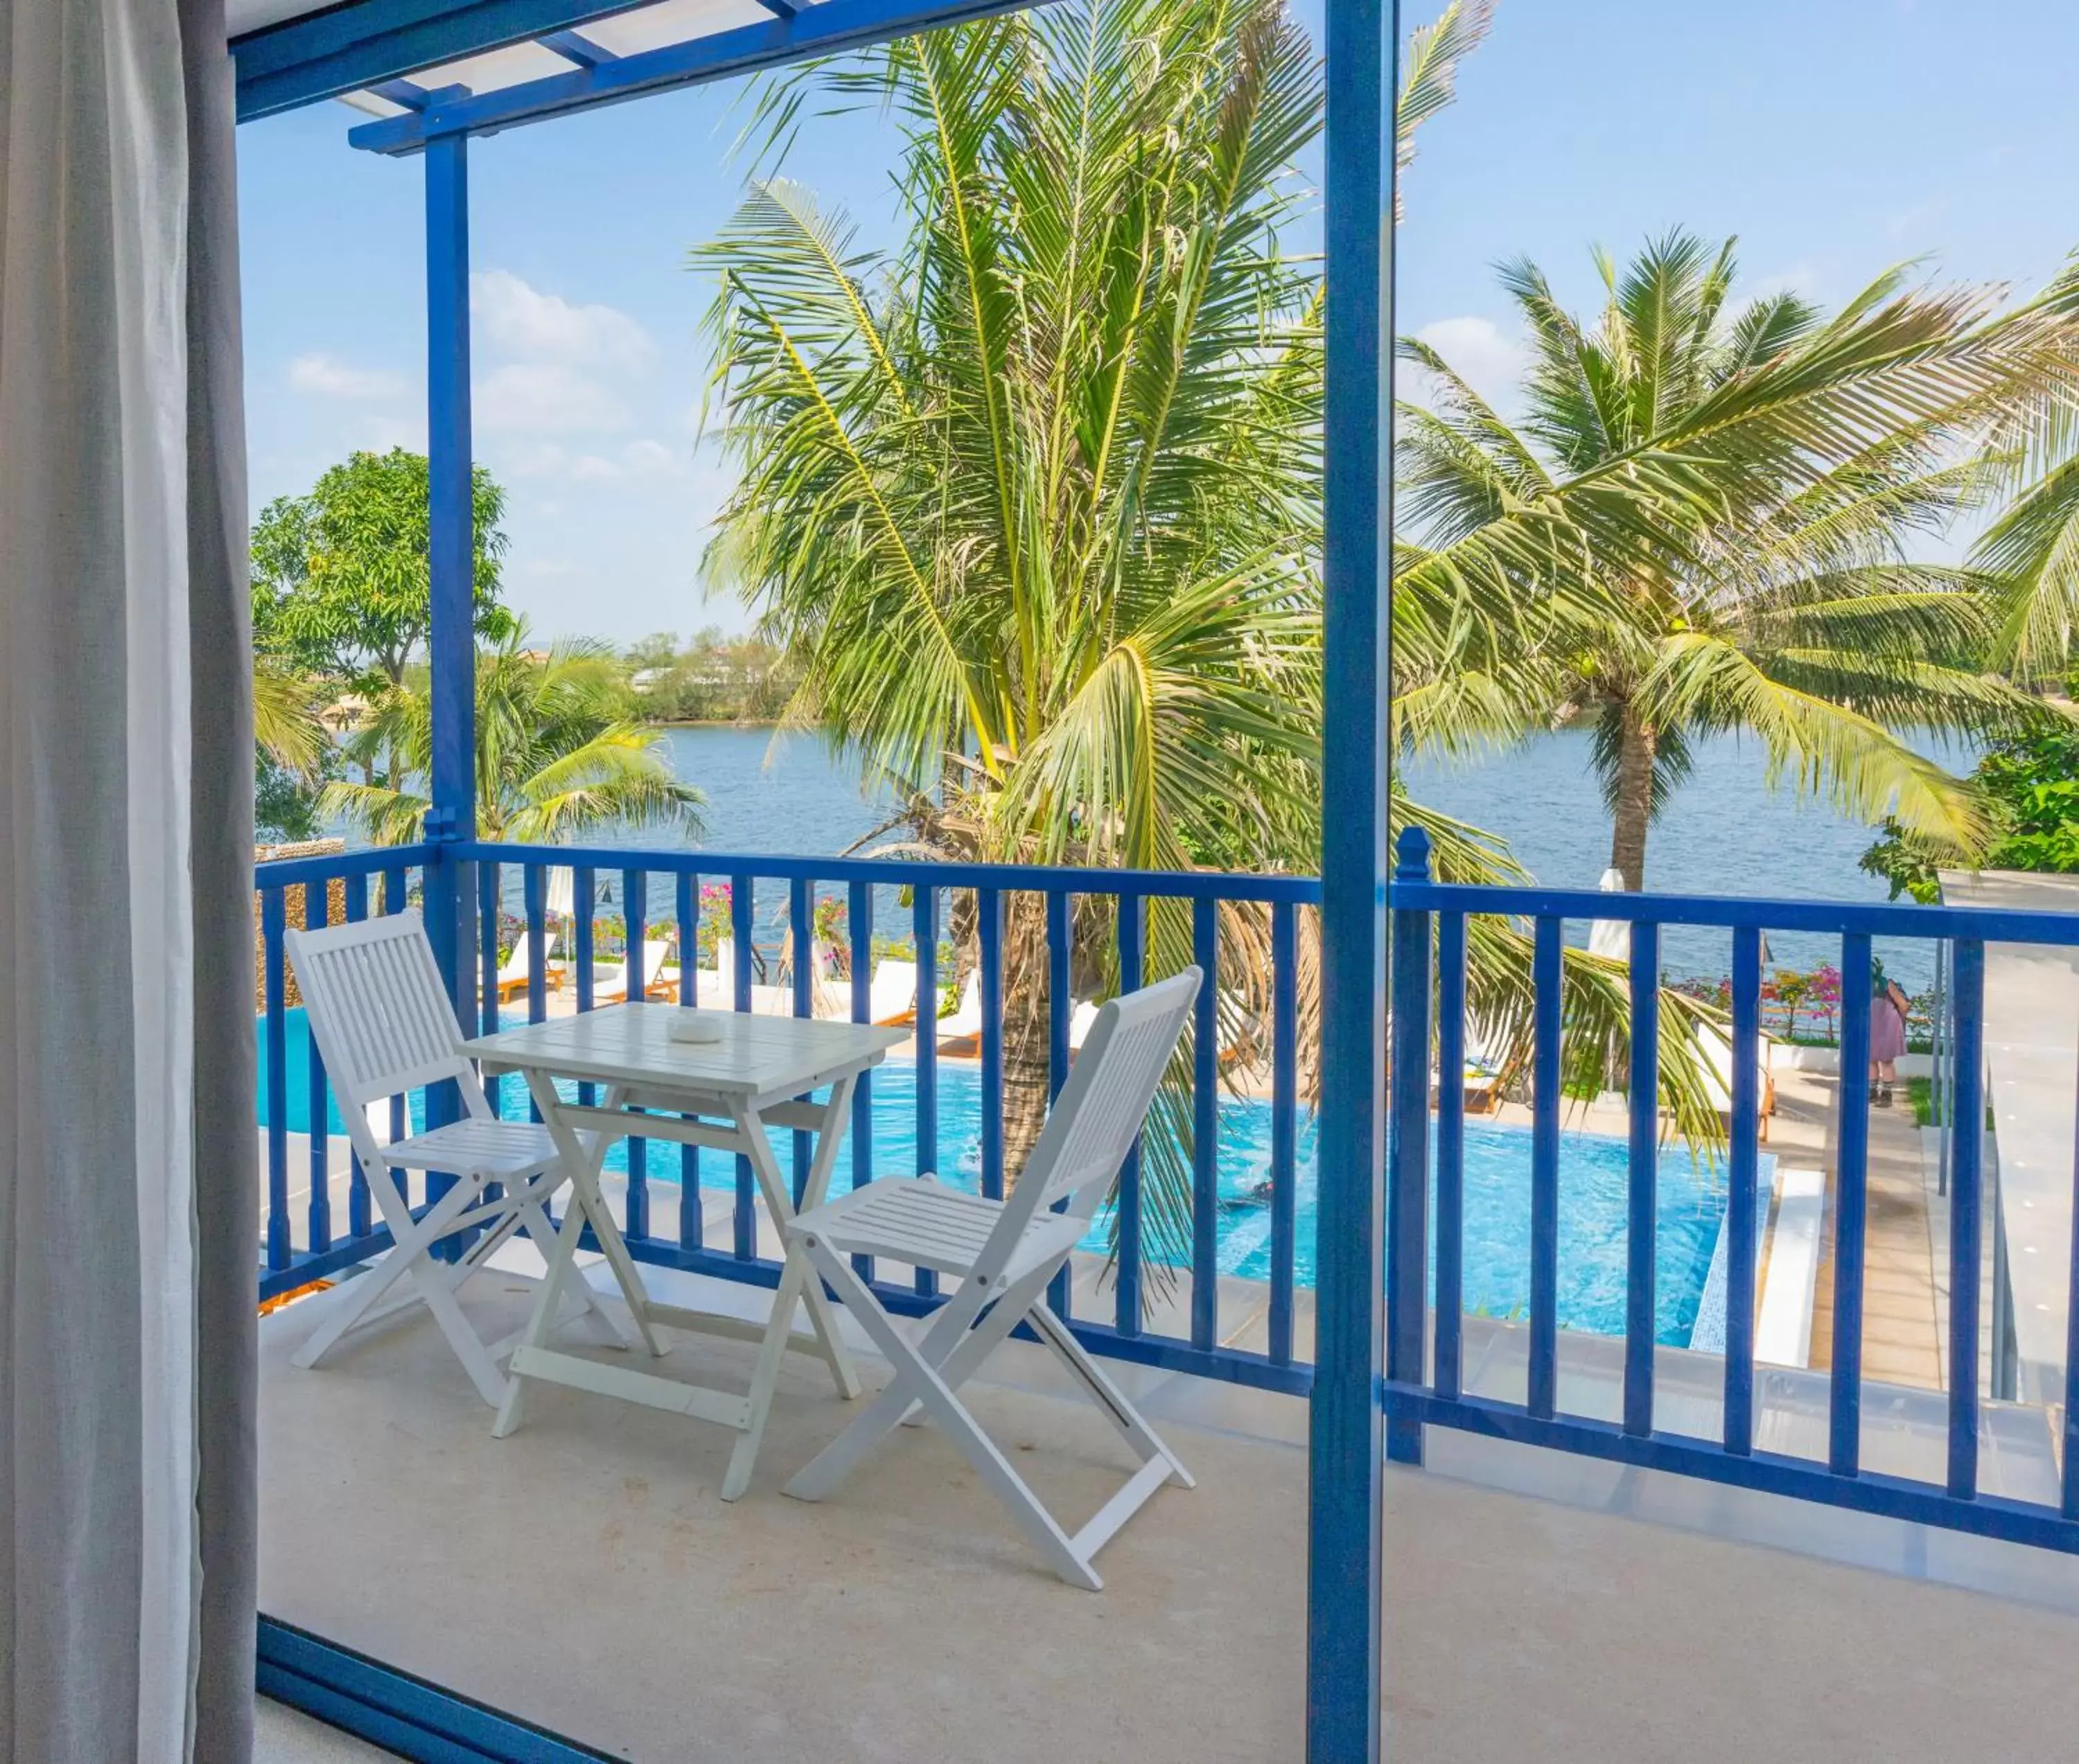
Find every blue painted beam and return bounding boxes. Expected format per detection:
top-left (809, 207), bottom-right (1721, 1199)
top-left (344, 0), bottom-right (1053, 153)
top-left (370, 77), bottom-right (435, 108)
top-left (233, 0), bottom-right (660, 121)
top-left (258, 1616), bottom-right (620, 1761)
top-left (539, 28), bottom-right (615, 67)
top-left (753, 0), bottom-right (799, 16)
top-left (1310, 0), bottom-right (1395, 1757)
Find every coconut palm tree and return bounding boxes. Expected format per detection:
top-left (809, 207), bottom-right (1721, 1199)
top-left (1398, 231), bottom-right (2076, 890)
top-left (322, 631), bottom-right (707, 845)
top-left (699, 0), bottom-right (1331, 1212)
top-left (254, 656), bottom-right (328, 777)
top-left (694, 0), bottom-right (1746, 1251)
top-left (1958, 254), bottom-right (2079, 678)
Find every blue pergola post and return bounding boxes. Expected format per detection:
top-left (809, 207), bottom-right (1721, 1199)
top-left (1310, 0), bottom-right (1396, 1757)
top-left (425, 127), bottom-right (475, 1009)
top-left (424, 129), bottom-right (475, 1181)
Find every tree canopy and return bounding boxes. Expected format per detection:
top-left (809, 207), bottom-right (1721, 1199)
top-left (252, 447), bottom-right (514, 691)
top-left (322, 630), bottom-right (708, 845)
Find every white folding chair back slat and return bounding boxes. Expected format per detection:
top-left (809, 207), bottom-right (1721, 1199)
top-left (283, 910), bottom-right (619, 1406)
top-left (784, 966), bottom-right (1201, 1587)
top-left (290, 911), bottom-right (482, 1112)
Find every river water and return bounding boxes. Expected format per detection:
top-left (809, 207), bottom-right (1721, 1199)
top-left (620, 725), bottom-right (1945, 993)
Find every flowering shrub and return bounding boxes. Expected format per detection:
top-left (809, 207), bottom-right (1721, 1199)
top-left (1669, 960), bottom-right (1848, 1042)
top-left (696, 882), bottom-right (733, 961)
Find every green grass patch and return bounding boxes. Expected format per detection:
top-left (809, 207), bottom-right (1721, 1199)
top-left (1907, 1075), bottom-right (1935, 1127)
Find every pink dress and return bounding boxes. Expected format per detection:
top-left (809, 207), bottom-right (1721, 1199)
top-left (1869, 990), bottom-right (1907, 1064)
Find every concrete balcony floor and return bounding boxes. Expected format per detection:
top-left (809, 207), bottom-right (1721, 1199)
top-left (261, 1259), bottom-right (2079, 1763)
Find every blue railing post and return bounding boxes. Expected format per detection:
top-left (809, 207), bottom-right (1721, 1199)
top-left (1725, 926), bottom-right (1763, 1455)
top-left (1832, 932), bottom-right (1873, 1476)
top-left (1528, 915), bottom-right (1562, 1420)
top-left (1624, 919), bottom-right (1659, 1438)
top-left (1386, 827), bottom-right (1433, 1465)
top-left (262, 887), bottom-right (291, 1273)
top-left (1949, 939), bottom-right (1986, 1499)
top-left (1312, 0), bottom-right (1395, 1751)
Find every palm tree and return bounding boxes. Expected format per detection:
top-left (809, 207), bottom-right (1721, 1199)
top-left (694, 0), bottom-right (1744, 1244)
top-left (1398, 231), bottom-right (2074, 889)
top-left (322, 631), bottom-right (708, 845)
top-left (254, 656), bottom-right (328, 778)
top-left (700, 0), bottom-right (1329, 1208)
top-left (1959, 254), bottom-right (2079, 678)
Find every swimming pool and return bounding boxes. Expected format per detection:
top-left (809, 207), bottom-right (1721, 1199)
top-left (260, 1009), bottom-right (1754, 1346)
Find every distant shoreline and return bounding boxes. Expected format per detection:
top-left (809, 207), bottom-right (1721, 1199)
top-left (647, 718), bottom-right (784, 730)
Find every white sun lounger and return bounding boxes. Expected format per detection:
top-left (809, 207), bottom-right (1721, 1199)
top-left (934, 971), bottom-right (984, 1048)
top-left (1697, 1024), bottom-right (1778, 1142)
top-left (784, 967), bottom-right (1202, 1588)
top-left (867, 958), bottom-right (919, 1026)
top-left (283, 910), bottom-right (622, 1406)
top-left (493, 929), bottom-right (562, 1001)
top-left (594, 939), bottom-right (675, 1005)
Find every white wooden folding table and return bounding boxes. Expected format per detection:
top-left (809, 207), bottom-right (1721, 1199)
top-left (464, 1003), bottom-right (904, 1499)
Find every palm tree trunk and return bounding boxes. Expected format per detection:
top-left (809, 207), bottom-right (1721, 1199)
top-left (1000, 893), bottom-right (1054, 1181)
top-left (1610, 705), bottom-right (1656, 892)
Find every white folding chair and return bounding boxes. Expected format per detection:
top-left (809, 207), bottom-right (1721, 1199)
top-left (784, 967), bottom-right (1202, 1588)
top-left (284, 910), bottom-right (622, 1406)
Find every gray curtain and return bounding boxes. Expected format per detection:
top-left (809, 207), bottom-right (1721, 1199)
top-left (184, 1), bottom-right (258, 1757)
top-left (0, 0), bottom-right (255, 1758)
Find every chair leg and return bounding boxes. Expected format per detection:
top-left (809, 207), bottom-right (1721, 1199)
top-left (782, 1246), bottom-right (990, 1500)
top-left (292, 1165), bottom-right (480, 1370)
top-left (784, 1246), bottom-right (1100, 1587)
top-left (414, 1257), bottom-right (513, 1408)
top-left (1028, 1302), bottom-right (1193, 1487)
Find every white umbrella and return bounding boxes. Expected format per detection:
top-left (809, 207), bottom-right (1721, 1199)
top-left (545, 865), bottom-right (575, 923)
top-left (1588, 867), bottom-right (1630, 962)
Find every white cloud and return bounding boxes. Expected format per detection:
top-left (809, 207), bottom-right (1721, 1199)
top-left (475, 361), bottom-right (631, 436)
top-left (620, 439), bottom-right (683, 478)
top-left (471, 269), bottom-right (653, 368)
top-left (289, 352), bottom-right (408, 399)
top-left (1409, 315), bottom-right (1529, 412)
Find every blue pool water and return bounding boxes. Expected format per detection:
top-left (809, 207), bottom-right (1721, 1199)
top-left (261, 1010), bottom-right (1751, 1346)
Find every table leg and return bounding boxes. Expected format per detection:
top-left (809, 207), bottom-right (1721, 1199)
top-left (495, 1076), bottom-right (653, 1440)
top-left (737, 1078), bottom-right (861, 1399)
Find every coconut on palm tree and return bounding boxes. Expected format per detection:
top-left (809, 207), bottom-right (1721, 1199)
top-left (1398, 231), bottom-right (2076, 890)
top-left (322, 630), bottom-right (708, 845)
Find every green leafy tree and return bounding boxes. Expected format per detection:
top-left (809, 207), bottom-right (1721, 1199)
top-left (1863, 718), bottom-right (2079, 901)
top-left (1399, 231), bottom-right (2073, 891)
top-left (322, 630), bottom-right (708, 845)
top-left (252, 448), bottom-right (514, 693)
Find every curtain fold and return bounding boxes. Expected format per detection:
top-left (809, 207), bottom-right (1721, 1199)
top-left (183, 1), bottom-right (257, 1756)
top-left (0, 1), bottom-right (254, 1758)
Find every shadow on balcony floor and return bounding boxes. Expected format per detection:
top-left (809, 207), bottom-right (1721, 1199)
top-left (261, 1266), bottom-right (2079, 1763)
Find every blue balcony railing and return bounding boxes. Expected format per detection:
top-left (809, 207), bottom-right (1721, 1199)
top-left (253, 831), bottom-right (2079, 1556)
top-left (1387, 824), bottom-right (2079, 1555)
top-left (255, 838), bottom-right (1320, 1395)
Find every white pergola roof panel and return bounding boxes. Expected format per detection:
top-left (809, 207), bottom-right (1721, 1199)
top-left (233, 0), bottom-right (1040, 139)
top-left (585, 0), bottom-right (797, 58)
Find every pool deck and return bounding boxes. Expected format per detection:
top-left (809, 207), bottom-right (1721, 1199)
top-left (259, 1253), bottom-right (2079, 1763)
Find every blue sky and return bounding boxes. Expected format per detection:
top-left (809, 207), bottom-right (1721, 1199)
top-left (235, 0), bottom-right (2079, 644)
